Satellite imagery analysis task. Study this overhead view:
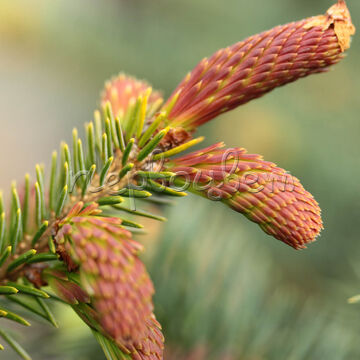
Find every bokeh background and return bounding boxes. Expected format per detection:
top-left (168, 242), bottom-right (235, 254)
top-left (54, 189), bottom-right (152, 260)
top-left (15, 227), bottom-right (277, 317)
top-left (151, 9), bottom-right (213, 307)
top-left (1, 0), bottom-right (360, 359)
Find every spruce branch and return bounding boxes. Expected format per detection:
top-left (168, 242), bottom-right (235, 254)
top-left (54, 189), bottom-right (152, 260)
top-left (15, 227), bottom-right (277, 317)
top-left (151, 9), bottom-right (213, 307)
top-left (0, 1), bottom-right (355, 359)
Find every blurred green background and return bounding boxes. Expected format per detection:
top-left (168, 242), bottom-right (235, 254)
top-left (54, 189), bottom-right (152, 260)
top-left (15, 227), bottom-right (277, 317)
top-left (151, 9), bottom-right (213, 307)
top-left (1, 0), bottom-right (360, 359)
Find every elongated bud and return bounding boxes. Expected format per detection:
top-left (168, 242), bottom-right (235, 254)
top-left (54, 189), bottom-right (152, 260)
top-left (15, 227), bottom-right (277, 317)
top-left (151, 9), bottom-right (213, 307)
top-left (55, 203), bottom-right (164, 357)
top-left (129, 316), bottom-right (164, 360)
top-left (101, 74), bottom-right (163, 118)
top-left (166, 144), bottom-right (323, 249)
top-left (164, 1), bottom-right (355, 131)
